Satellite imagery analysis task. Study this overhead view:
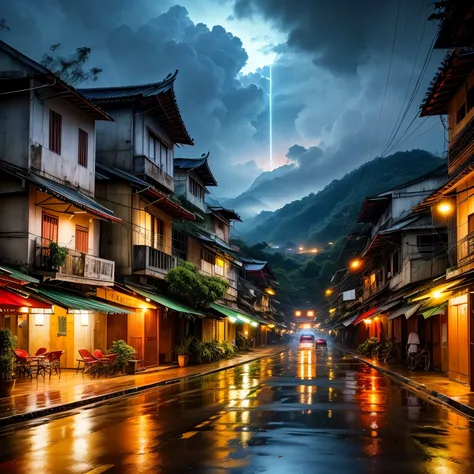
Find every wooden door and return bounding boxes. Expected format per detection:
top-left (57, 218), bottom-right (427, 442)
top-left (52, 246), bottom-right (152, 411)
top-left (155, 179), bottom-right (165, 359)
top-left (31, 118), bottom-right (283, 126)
top-left (107, 313), bottom-right (127, 349)
top-left (145, 309), bottom-right (158, 367)
top-left (159, 309), bottom-right (175, 364)
top-left (458, 304), bottom-right (469, 379)
top-left (448, 305), bottom-right (458, 377)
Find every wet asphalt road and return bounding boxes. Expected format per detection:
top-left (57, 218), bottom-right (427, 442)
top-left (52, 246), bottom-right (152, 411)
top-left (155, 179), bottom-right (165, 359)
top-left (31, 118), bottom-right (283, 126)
top-left (0, 346), bottom-right (473, 474)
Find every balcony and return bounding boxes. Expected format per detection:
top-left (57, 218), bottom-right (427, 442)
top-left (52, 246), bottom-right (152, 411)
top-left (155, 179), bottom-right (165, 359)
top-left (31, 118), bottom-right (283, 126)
top-left (448, 115), bottom-right (474, 173)
top-left (185, 190), bottom-right (206, 213)
top-left (37, 247), bottom-right (115, 286)
top-left (448, 231), bottom-right (474, 278)
top-left (133, 245), bottom-right (177, 279)
top-left (133, 156), bottom-right (174, 192)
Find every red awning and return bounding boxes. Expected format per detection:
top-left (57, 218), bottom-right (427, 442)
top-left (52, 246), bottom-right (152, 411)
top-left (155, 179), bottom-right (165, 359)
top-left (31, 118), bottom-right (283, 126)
top-left (0, 289), bottom-right (52, 309)
top-left (352, 307), bottom-right (378, 326)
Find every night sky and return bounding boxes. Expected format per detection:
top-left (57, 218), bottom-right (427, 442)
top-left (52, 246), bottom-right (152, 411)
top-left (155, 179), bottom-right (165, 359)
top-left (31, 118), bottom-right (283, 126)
top-left (0, 0), bottom-right (446, 206)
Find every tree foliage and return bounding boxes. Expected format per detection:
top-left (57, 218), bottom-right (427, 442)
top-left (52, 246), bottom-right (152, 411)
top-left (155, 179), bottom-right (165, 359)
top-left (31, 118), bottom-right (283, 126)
top-left (165, 261), bottom-right (229, 307)
top-left (40, 43), bottom-right (102, 86)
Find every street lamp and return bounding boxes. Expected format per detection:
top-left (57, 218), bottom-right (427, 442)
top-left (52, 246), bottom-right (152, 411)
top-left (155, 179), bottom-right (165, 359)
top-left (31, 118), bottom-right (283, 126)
top-left (325, 288), bottom-right (333, 297)
top-left (350, 258), bottom-right (362, 270)
top-left (437, 201), bottom-right (453, 216)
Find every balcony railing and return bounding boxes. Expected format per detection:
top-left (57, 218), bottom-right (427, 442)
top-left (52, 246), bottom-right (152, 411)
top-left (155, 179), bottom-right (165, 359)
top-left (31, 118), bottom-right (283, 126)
top-left (448, 115), bottom-right (474, 172)
top-left (458, 231), bottom-right (474, 264)
top-left (133, 156), bottom-right (174, 192)
top-left (38, 246), bottom-right (115, 284)
top-left (133, 245), bottom-right (177, 277)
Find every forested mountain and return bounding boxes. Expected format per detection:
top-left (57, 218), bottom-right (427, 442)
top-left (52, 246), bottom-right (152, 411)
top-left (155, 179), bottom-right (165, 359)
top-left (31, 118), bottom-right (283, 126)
top-left (240, 150), bottom-right (445, 246)
top-left (233, 150), bottom-right (446, 309)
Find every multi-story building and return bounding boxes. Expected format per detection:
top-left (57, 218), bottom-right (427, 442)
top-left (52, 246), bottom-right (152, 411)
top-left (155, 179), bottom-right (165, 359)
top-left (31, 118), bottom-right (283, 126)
top-left (80, 73), bottom-right (203, 365)
top-left (172, 155), bottom-right (245, 343)
top-left (0, 39), bottom-right (127, 367)
top-left (415, 0), bottom-right (474, 386)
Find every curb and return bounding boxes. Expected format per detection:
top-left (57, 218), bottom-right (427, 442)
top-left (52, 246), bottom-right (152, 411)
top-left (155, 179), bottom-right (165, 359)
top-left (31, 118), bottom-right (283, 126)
top-left (339, 347), bottom-right (474, 420)
top-left (0, 347), bottom-right (289, 427)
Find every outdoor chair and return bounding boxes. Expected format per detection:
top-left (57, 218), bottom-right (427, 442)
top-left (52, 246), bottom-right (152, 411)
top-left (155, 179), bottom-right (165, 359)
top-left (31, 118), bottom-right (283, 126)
top-left (92, 350), bottom-right (118, 376)
top-left (35, 347), bottom-right (47, 356)
top-left (13, 349), bottom-right (34, 378)
top-left (76, 349), bottom-right (99, 376)
top-left (38, 350), bottom-right (64, 379)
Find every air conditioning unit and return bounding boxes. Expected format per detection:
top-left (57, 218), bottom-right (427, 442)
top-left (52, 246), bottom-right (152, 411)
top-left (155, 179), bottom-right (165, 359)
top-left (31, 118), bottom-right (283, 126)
top-left (387, 272), bottom-right (392, 278)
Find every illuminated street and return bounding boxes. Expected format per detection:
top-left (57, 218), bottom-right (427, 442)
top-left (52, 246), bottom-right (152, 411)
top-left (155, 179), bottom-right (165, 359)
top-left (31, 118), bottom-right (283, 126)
top-left (0, 347), bottom-right (473, 473)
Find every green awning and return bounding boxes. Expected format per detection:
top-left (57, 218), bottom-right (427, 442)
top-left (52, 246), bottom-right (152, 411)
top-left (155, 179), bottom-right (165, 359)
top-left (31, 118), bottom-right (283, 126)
top-left (421, 303), bottom-right (447, 319)
top-left (127, 286), bottom-right (204, 317)
top-left (0, 266), bottom-right (39, 284)
top-left (34, 287), bottom-right (132, 314)
top-left (210, 303), bottom-right (260, 325)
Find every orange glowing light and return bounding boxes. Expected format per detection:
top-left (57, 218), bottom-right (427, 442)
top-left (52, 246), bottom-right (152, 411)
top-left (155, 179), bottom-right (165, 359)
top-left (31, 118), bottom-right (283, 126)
top-left (325, 288), bottom-right (333, 296)
top-left (295, 310), bottom-right (302, 317)
top-left (307, 310), bottom-right (315, 317)
top-left (350, 258), bottom-right (362, 270)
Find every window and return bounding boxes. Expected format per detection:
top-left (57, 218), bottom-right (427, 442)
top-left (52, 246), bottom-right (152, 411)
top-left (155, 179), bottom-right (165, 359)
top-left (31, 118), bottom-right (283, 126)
top-left (469, 213), bottom-right (474, 234)
top-left (148, 214), bottom-right (165, 250)
top-left (75, 225), bottom-right (89, 254)
top-left (49, 110), bottom-right (62, 154)
top-left (172, 229), bottom-right (187, 260)
top-left (456, 103), bottom-right (466, 124)
top-left (202, 249), bottom-right (215, 275)
top-left (369, 273), bottom-right (376, 292)
top-left (78, 129), bottom-right (88, 168)
top-left (417, 234), bottom-right (447, 254)
top-left (467, 86), bottom-right (474, 112)
top-left (58, 316), bottom-right (67, 336)
top-left (392, 250), bottom-right (400, 275)
top-left (42, 213), bottom-right (58, 248)
top-left (215, 257), bottom-right (225, 276)
top-left (189, 177), bottom-right (205, 202)
top-left (148, 131), bottom-right (172, 174)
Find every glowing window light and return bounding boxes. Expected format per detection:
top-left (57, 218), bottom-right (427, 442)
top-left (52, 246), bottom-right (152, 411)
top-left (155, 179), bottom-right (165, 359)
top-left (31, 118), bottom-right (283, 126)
top-left (295, 310), bottom-right (302, 317)
top-left (307, 310), bottom-right (315, 317)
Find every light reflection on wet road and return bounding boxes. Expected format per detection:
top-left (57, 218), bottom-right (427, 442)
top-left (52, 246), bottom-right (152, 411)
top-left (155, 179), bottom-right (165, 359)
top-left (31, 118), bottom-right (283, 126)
top-left (0, 346), bottom-right (473, 473)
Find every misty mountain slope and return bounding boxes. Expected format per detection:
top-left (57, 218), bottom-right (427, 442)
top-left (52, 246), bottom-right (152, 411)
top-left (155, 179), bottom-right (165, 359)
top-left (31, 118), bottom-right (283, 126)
top-left (240, 150), bottom-right (445, 245)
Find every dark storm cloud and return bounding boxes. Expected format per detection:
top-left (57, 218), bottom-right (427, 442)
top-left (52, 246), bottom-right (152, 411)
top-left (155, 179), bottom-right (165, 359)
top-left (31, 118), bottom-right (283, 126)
top-left (233, 0), bottom-right (425, 75)
top-left (0, 1), bottom-right (266, 196)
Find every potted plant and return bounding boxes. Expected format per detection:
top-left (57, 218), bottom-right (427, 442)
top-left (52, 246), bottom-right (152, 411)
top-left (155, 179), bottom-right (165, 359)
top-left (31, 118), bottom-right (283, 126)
top-left (175, 335), bottom-right (194, 367)
top-left (109, 340), bottom-right (136, 374)
top-left (49, 241), bottom-right (69, 270)
top-left (0, 329), bottom-right (16, 397)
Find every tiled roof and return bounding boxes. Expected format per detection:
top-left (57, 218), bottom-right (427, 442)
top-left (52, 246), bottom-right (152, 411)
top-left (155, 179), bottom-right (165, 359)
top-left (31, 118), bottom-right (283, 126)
top-left (174, 155), bottom-right (217, 186)
top-left (0, 40), bottom-right (114, 122)
top-left (79, 71), bottom-right (193, 146)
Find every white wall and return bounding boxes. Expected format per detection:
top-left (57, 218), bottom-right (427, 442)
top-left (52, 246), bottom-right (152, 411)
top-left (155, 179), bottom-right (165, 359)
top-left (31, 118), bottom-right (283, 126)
top-left (30, 82), bottom-right (96, 195)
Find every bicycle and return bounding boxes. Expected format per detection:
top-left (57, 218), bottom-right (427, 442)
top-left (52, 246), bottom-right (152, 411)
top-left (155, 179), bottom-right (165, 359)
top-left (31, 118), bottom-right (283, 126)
top-left (407, 345), bottom-right (430, 371)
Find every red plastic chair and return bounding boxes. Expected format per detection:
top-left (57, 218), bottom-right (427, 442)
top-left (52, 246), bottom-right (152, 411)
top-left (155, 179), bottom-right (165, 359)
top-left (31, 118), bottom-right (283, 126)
top-left (35, 348), bottom-right (47, 356)
top-left (93, 350), bottom-right (117, 376)
top-left (14, 349), bottom-right (33, 378)
top-left (76, 349), bottom-right (98, 375)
